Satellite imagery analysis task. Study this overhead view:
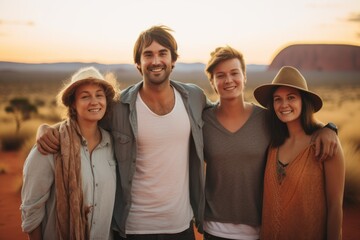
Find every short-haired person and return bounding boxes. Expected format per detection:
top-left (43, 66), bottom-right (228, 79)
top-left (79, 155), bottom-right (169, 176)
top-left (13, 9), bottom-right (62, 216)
top-left (21, 67), bottom-right (118, 239)
top-left (254, 66), bottom-right (345, 239)
top-left (202, 46), bottom-right (339, 240)
top-left (35, 25), bottom-right (210, 239)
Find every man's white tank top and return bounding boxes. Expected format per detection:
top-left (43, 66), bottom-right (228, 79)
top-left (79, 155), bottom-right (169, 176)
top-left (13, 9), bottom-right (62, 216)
top-left (126, 88), bottom-right (193, 234)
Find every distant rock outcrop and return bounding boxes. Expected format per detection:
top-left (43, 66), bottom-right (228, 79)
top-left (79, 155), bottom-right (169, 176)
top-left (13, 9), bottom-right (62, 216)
top-left (269, 44), bottom-right (360, 71)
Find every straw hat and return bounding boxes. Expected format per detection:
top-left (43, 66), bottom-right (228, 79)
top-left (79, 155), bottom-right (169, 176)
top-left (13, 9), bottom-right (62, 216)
top-left (61, 66), bottom-right (115, 107)
top-left (253, 66), bottom-right (323, 112)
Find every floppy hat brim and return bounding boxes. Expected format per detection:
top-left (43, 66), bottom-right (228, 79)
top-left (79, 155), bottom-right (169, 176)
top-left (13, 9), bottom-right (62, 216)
top-left (61, 77), bottom-right (114, 106)
top-left (253, 83), bottom-right (323, 112)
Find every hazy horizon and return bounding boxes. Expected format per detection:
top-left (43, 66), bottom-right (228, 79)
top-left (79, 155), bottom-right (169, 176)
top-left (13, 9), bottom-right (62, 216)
top-left (0, 0), bottom-right (359, 65)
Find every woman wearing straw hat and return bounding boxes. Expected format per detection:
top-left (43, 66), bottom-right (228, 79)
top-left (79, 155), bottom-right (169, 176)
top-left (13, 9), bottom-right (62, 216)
top-left (202, 46), bottom-right (339, 240)
top-left (254, 66), bottom-right (345, 239)
top-left (21, 67), bottom-right (118, 240)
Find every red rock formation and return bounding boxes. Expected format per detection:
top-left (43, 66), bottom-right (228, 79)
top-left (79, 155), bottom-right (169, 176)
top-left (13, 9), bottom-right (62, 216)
top-left (269, 44), bottom-right (360, 71)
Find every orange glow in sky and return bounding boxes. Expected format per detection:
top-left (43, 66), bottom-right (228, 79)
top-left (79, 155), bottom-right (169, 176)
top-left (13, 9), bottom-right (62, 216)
top-left (0, 0), bottom-right (359, 64)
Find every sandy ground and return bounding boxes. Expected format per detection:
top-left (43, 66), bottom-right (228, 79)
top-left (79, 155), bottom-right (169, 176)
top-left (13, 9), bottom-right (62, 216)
top-left (0, 151), bottom-right (26, 240)
top-left (0, 151), bottom-right (359, 240)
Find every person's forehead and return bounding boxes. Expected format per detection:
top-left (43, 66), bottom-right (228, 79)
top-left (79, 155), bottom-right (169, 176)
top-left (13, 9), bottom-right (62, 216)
top-left (142, 41), bottom-right (169, 52)
top-left (274, 86), bottom-right (300, 94)
top-left (214, 58), bottom-right (241, 72)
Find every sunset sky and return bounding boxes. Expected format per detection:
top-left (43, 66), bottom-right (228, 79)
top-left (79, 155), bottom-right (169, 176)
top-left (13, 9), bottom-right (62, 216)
top-left (0, 0), bottom-right (359, 65)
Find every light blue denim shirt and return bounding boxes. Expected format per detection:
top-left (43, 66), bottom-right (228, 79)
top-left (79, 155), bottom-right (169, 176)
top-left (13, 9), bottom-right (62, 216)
top-left (21, 128), bottom-right (116, 240)
top-left (101, 80), bottom-right (211, 237)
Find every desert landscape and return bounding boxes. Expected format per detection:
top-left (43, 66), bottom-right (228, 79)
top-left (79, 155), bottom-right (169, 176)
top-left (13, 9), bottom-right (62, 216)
top-left (0, 64), bottom-right (360, 239)
top-left (1, 0), bottom-right (359, 236)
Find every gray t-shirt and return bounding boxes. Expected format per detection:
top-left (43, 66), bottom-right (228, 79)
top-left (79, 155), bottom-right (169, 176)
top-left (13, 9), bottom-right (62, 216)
top-left (203, 103), bottom-right (270, 226)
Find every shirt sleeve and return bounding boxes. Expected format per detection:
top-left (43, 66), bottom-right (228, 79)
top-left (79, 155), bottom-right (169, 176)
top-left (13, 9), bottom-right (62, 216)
top-left (20, 146), bottom-right (55, 233)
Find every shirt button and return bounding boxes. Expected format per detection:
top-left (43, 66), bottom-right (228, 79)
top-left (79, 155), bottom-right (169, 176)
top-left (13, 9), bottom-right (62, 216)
top-left (96, 183), bottom-right (98, 187)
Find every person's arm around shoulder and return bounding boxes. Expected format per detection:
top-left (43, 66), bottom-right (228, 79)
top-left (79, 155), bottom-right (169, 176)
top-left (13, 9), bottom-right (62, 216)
top-left (314, 124), bottom-right (339, 161)
top-left (323, 136), bottom-right (345, 240)
top-left (36, 122), bottom-right (61, 155)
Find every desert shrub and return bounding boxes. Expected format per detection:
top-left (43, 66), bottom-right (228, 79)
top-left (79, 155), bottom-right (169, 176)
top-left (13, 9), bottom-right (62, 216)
top-left (0, 163), bottom-right (7, 174)
top-left (33, 98), bottom-right (46, 107)
top-left (0, 118), bottom-right (39, 151)
top-left (5, 97), bottom-right (38, 134)
top-left (0, 135), bottom-right (27, 151)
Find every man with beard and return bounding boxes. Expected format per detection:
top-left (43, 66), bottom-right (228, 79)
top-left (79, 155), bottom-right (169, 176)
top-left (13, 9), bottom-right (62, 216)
top-left (106, 25), bottom-right (209, 240)
top-left (37, 25), bottom-right (210, 240)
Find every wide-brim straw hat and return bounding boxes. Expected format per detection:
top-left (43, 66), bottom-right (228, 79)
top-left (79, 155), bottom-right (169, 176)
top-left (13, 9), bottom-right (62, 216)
top-left (61, 66), bottom-right (115, 107)
top-left (253, 66), bottom-right (323, 112)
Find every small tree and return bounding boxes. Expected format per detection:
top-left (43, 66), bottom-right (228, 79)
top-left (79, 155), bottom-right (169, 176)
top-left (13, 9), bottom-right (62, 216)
top-left (5, 97), bottom-right (38, 134)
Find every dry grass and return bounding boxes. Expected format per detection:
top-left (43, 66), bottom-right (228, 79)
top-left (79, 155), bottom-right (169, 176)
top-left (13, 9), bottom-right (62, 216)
top-left (343, 141), bottom-right (360, 204)
top-left (315, 88), bottom-right (360, 204)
